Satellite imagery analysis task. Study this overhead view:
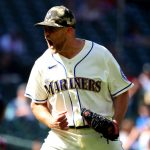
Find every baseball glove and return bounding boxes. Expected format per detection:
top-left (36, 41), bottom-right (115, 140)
top-left (81, 108), bottom-right (119, 141)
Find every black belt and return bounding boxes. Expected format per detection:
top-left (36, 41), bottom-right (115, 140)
top-left (69, 125), bottom-right (90, 129)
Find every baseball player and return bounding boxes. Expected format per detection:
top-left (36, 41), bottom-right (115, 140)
top-left (25, 5), bottom-right (134, 150)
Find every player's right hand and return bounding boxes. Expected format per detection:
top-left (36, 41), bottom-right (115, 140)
top-left (50, 111), bottom-right (69, 130)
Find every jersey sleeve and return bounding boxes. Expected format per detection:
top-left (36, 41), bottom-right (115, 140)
top-left (25, 61), bottom-right (48, 103)
top-left (107, 52), bottom-right (134, 98)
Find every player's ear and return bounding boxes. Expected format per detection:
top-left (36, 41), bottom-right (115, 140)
top-left (66, 27), bottom-right (74, 34)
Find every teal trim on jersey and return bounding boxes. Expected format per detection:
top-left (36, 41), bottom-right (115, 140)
top-left (25, 93), bottom-right (48, 102)
top-left (74, 41), bottom-right (94, 126)
top-left (111, 83), bottom-right (133, 97)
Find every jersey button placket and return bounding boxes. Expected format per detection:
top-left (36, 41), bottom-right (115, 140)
top-left (68, 61), bottom-right (73, 75)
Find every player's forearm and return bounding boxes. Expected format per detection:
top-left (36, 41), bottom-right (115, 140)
top-left (31, 102), bottom-right (53, 128)
top-left (113, 91), bottom-right (129, 128)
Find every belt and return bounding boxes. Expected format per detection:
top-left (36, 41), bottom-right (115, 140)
top-left (69, 125), bottom-right (90, 129)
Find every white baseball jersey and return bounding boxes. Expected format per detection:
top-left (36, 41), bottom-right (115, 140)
top-left (25, 40), bottom-right (133, 127)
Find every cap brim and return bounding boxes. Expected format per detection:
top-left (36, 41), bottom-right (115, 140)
top-left (35, 21), bottom-right (63, 27)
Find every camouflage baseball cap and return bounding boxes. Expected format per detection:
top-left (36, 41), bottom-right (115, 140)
top-left (35, 5), bottom-right (76, 28)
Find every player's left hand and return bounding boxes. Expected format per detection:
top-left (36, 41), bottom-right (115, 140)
top-left (81, 108), bottom-right (119, 141)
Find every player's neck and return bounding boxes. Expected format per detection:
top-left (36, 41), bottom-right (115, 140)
top-left (59, 38), bottom-right (85, 59)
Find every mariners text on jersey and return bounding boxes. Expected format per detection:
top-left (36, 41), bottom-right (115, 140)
top-left (44, 77), bottom-right (101, 96)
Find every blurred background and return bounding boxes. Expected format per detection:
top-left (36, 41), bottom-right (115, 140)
top-left (0, 0), bottom-right (150, 150)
